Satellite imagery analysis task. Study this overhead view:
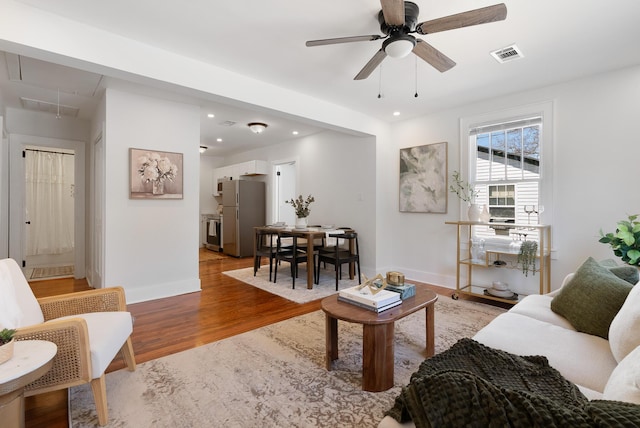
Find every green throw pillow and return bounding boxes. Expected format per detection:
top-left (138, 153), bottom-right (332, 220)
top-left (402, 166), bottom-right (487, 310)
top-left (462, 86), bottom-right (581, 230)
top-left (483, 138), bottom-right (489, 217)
top-left (551, 257), bottom-right (634, 339)
top-left (599, 259), bottom-right (640, 285)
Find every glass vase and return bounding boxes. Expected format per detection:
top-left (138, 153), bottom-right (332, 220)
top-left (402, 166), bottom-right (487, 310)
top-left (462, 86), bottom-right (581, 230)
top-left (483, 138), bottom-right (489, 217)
top-left (152, 180), bottom-right (164, 195)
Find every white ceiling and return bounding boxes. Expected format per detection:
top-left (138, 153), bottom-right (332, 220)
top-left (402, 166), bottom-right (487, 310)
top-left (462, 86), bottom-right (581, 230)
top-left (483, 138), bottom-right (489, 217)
top-left (3, 0), bottom-right (640, 156)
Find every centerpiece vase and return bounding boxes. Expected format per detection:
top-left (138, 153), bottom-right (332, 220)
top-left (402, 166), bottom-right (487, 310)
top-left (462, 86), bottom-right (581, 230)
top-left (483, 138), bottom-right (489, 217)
top-left (295, 217), bottom-right (308, 228)
top-left (152, 180), bottom-right (164, 195)
top-left (467, 203), bottom-right (482, 222)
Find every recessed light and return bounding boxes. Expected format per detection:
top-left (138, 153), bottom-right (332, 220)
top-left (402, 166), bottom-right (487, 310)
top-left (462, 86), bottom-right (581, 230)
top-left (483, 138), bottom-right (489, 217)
top-left (207, 113), bottom-right (215, 118)
top-left (217, 138), bottom-right (222, 142)
top-left (292, 131), bottom-right (299, 135)
top-left (393, 111), bottom-right (401, 116)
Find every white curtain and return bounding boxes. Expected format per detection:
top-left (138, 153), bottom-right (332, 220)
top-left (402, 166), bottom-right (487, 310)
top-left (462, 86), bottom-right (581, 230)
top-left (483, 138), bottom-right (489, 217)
top-left (25, 150), bottom-right (75, 255)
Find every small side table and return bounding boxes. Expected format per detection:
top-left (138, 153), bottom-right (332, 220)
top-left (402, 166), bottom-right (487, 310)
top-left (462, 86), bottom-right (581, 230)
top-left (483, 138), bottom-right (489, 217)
top-left (0, 340), bottom-right (57, 428)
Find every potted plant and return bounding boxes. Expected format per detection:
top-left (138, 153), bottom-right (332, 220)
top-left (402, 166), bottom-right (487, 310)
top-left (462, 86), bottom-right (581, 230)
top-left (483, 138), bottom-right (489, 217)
top-left (518, 240), bottom-right (538, 277)
top-left (0, 328), bottom-right (17, 364)
top-left (599, 214), bottom-right (640, 266)
top-left (286, 194), bottom-right (315, 228)
top-left (449, 171), bottom-right (481, 221)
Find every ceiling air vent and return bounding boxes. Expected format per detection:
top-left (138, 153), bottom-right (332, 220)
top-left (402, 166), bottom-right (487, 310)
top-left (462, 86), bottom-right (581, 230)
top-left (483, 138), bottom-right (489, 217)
top-left (219, 120), bottom-right (237, 127)
top-left (490, 44), bottom-right (524, 63)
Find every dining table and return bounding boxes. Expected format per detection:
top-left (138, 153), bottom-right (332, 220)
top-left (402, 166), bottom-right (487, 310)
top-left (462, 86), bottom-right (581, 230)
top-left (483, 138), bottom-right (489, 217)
top-left (254, 226), bottom-right (355, 289)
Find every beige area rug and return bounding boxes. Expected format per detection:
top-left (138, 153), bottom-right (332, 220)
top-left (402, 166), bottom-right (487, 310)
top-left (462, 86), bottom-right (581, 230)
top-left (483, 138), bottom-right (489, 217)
top-left (30, 265), bottom-right (74, 279)
top-left (223, 264), bottom-right (360, 304)
top-left (70, 296), bottom-right (505, 427)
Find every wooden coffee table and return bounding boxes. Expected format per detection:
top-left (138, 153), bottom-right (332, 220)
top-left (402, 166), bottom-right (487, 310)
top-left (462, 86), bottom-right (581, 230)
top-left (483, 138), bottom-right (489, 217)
top-left (321, 285), bottom-right (438, 392)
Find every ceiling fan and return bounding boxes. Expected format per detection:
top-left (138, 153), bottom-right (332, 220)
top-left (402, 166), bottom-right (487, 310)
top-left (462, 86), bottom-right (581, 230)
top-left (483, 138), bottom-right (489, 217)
top-left (306, 1), bottom-right (507, 80)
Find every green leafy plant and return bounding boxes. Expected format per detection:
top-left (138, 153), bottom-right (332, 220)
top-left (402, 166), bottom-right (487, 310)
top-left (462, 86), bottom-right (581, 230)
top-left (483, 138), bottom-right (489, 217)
top-left (518, 240), bottom-right (538, 277)
top-left (599, 214), bottom-right (640, 266)
top-left (449, 170), bottom-right (479, 203)
top-left (0, 328), bottom-right (16, 345)
top-left (285, 194), bottom-right (315, 218)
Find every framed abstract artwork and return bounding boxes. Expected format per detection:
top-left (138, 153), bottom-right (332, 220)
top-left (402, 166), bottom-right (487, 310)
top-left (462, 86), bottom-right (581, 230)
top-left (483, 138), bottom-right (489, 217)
top-left (399, 142), bottom-right (448, 213)
top-left (129, 148), bottom-right (183, 199)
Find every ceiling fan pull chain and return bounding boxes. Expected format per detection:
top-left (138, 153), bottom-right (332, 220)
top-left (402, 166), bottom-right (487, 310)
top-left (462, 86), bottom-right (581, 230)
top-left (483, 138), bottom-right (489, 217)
top-left (377, 64), bottom-right (383, 99)
top-left (414, 56), bottom-right (419, 98)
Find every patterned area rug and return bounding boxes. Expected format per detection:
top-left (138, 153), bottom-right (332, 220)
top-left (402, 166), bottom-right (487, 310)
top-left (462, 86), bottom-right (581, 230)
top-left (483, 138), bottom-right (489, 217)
top-left (70, 296), bottom-right (505, 427)
top-left (30, 265), bottom-right (74, 279)
top-left (223, 264), bottom-right (360, 304)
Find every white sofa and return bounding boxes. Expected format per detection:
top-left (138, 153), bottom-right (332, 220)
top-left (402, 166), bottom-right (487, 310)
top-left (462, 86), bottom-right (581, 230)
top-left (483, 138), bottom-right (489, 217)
top-left (379, 262), bottom-right (640, 428)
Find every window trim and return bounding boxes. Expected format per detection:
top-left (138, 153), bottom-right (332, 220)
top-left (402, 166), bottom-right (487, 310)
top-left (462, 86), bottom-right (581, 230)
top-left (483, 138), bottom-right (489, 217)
top-left (458, 101), bottom-right (554, 233)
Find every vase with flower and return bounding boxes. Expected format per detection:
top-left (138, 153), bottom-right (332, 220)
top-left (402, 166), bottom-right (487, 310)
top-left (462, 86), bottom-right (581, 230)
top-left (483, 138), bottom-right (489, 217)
top-left (449, 171), bottom-right (481, 221)
top-left (286, 194), bottom-right (315, 228)
top-left (137, 152), bottom-right (179, 195)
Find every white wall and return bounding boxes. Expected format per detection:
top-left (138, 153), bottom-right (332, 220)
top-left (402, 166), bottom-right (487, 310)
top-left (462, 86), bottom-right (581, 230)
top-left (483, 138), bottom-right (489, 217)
top-left (199, 155), bottom-right (223, 215)
top-left (103, 89), bottom-right (201, 303)
top-left (387, 65), bottom-right (640, 290)
top-left (223, 130), bottom-right (378, 274)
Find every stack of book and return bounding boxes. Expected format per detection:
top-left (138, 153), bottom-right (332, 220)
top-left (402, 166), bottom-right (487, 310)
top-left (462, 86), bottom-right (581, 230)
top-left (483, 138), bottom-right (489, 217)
top-left (338, 285), bottom-right (402, 313)
top-left (385, 282), bottom-right (416, 300)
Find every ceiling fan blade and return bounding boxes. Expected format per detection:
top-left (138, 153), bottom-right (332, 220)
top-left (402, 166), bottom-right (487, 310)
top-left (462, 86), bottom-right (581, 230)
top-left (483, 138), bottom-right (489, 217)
top-left (354, 49), bottom-right (388, 80)
top-left (380, 0), bottom-right (405, 26)
top-left (416, 3), bottom-right (507, 35)
top-left (412, 39), bottom-right (456, 72)
top-left (306, 35), bottom-right (383, 47)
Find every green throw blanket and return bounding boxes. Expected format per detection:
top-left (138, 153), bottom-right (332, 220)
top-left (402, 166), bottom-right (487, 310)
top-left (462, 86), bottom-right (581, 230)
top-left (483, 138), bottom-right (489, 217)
top-left (385, 338), bottom-right (640, 427)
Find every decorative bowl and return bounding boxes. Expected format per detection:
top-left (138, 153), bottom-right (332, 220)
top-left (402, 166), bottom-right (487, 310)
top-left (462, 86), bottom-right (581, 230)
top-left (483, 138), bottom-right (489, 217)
top-left (492, 281), bottom-right (509, 291)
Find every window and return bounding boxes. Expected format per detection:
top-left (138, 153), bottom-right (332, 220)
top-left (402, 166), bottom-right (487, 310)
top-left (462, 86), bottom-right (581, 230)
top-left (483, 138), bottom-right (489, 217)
top-left (467, 114), bottom-right (548, 240)
top-left (488, 184), bottom-right (516, 222)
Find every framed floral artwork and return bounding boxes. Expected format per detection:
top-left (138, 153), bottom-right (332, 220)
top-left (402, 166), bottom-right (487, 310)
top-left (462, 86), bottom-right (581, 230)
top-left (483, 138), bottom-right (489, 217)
top-left (129, 148), bottom-right (183, 199)
top-left (399, 142), bottom-right (448, 213)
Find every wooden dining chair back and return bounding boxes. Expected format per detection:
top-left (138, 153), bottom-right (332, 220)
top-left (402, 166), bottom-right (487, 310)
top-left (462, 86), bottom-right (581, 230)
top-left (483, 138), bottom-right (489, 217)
top-left (253, 228), bottom-right (277, 281)
top-left (316, 232), bottom-right (361, 290)
top-left (273, 231), bottom-right (310, 289)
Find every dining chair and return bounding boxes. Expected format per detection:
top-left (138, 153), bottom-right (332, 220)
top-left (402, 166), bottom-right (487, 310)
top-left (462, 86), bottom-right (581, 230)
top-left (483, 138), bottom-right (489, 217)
top-left (317, 227), bottom-right (351, 269)
top-left (273, 230), bottom-right (311, 289)
top-left (253, 228), bottom-right (277, 281)
top-left (0, 258), bottom-right (136, 426)
top-left (316, 232), bottom-right (361, 290)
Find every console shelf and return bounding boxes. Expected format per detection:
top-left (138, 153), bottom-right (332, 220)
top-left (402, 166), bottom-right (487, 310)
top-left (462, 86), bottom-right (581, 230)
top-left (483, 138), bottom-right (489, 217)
top-left (445, 221), bottom-right (551, 304)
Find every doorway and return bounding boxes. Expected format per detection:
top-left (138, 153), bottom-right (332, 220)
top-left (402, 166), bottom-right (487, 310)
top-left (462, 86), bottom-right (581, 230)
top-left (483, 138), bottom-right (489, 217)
top-left (272, 161), bottom-right (296, 226)
top-left (24, 146), bottom-right (75, 280)
top-left (8, 134), bottom-right (86, 279)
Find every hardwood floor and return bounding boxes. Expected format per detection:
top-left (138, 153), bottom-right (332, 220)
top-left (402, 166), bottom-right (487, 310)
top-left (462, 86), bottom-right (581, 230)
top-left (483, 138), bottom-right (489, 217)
top-left (24, 249), bottom-right (492, 427)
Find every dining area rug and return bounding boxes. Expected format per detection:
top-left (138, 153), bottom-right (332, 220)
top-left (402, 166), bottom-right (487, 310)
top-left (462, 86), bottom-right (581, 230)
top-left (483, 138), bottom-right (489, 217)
top-left (223, 263), bottom-right (359, 304)
top-left (69, 296), bottom-right (505, 427)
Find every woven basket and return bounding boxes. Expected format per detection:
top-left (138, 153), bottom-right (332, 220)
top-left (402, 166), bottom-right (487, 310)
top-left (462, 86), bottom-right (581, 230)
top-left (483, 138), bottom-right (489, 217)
top-left (0, 339), bottom-right (15, 365)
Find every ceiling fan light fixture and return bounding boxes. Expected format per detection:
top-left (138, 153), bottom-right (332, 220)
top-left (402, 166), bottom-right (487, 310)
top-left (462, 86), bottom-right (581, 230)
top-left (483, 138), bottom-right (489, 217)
top-left (247, 122), bottom-right (268, 134)
top-left (382, 35), bottom-right (416, 59)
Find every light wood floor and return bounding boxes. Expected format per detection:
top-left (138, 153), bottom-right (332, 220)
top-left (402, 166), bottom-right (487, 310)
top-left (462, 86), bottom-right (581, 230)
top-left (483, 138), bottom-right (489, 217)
top-left (24, 249), bottom-right (493, 427)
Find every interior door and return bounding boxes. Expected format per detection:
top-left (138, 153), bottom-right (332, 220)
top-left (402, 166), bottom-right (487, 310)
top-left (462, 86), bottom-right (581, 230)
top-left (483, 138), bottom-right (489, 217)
top-left (274, 161), bottom-right (296, 226)
top-left (91, 132), bottom-right (104, 287)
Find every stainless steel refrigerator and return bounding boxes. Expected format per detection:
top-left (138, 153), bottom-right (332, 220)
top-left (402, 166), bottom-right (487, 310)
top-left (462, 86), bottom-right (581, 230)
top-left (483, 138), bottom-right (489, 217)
top-left (222, 180), bottom-right (265, 257)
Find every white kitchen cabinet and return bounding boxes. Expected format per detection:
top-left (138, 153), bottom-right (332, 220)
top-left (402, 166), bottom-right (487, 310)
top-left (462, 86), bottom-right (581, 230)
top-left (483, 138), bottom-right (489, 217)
top-left (213, 160), bottom-right (268, 195)
top-left (237, 160), bottom-right (268, 176)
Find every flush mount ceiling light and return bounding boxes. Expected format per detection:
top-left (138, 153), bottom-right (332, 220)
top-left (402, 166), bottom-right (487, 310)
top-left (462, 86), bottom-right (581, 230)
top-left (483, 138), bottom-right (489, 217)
top-left (247, 122), bottom-right (268, 134)
top-left (382, 34), bottom-right (416, 58)
top-left (199, 146), bottom-right (207, 153)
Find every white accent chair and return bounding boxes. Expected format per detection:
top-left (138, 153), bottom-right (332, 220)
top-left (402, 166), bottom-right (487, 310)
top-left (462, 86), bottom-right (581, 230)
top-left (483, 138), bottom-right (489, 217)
top-left (0, 258), bottom-right (136, 426)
